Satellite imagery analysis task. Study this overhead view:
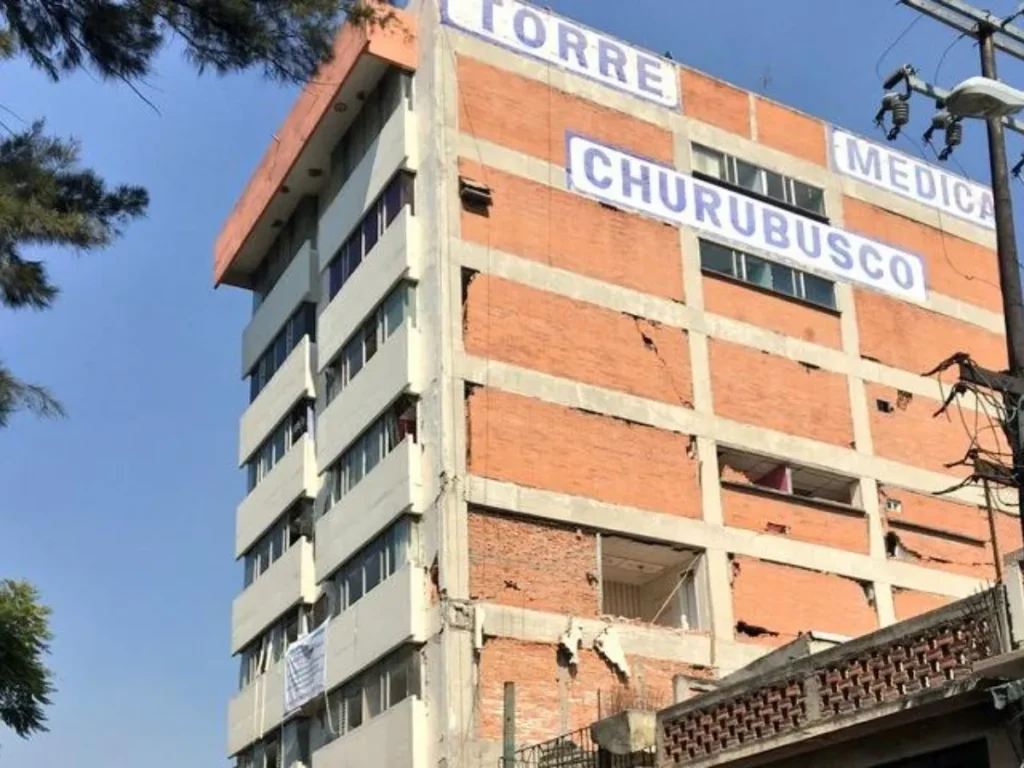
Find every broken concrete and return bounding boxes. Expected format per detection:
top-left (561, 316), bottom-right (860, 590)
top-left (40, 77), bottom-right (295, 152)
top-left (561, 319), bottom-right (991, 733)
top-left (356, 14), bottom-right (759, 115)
top-left (594, 626), bottom-right (631, 677)
top-left (558, 618), bottom-right (584, 667)
top-left (590, 709), bottom-right (656, 755)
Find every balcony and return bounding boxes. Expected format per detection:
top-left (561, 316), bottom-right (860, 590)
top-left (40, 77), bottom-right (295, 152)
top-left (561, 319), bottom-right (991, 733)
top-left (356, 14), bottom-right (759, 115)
top-left (231, 539), bottom-right (316, 655)
top-left (323, 566), bottom-right (426, 690)
top-left (241, 240), bottom-right (316, 377)
top-left (239, 337), bottom-right (316, 465)
top-left (317, 105), bottom-right (418, 273)
top-left (315, 439), bottom-right (424, 582)
top-left (311, 696), bottom-right (427, 768)
top-left (317, 207), bottom-right (421, 368)
top-left (316, 322), bottom-right (425, 472)
top-left (226, 661), bottom-right (285, 757)
top-left (236, 435), bottom-right (318, 558)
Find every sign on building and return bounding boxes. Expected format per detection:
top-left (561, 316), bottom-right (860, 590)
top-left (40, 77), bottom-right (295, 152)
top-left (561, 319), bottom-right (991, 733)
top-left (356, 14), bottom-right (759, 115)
top-left (566, 132), bottom-right (928, 303)
top-left (441, 0), bottom-right (680, 109)
top-left (284, 623), bottom-right (327, 714)
top-left (831, 129), bottom-right (994, 230)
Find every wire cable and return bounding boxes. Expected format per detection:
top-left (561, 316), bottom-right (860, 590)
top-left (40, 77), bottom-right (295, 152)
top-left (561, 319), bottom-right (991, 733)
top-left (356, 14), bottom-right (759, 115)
top-left (875, 13), bottom-right (923, 83)
top-left (934, 32), bottom-right (969, 87)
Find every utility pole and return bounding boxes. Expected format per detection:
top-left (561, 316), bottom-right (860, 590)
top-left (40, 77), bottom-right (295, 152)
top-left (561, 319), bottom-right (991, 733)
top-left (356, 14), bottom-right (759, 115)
top-left (892, 1), bottom-right (1024, 540)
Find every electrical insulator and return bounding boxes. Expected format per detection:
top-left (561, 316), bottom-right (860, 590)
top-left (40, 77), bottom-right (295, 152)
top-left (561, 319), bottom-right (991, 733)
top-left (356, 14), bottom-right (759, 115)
top-left (945, 120), bottom-right (963, 149)
top-left (891, 99), bottom-right (910, 128)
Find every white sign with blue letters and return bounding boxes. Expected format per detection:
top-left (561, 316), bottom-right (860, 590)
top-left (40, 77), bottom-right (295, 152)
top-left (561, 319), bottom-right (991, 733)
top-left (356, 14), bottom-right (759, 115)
top-left (566, 133), bottom-right (928, 303)
top-left (831, 129), bottom-right (994, 230)
top-left (440, 0), bottom-right (680, 109)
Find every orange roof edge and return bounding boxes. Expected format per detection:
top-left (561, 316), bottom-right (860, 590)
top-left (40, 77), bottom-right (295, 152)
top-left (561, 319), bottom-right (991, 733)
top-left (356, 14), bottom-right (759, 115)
top-left (213, 6), bottom-right (418, 286)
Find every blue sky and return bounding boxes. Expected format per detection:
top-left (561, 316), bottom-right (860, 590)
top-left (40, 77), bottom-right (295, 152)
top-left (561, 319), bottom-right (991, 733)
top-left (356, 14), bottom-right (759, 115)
top-left (0, 1), bottom-right (1021, 765)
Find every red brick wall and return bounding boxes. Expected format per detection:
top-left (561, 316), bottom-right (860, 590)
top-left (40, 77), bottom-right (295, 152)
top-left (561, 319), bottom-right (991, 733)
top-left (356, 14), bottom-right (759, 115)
top-left (477, 638), bottom-right (712, 744)
top-left (855, 290), bottom-right (1006, 380)
top-left (702, 275), bottom-right (843, 349)
top-left (681, 69), bottom-right (750, 137)
top-left (892, 589), bottom-right (953, 621)
top-left (458, 55), bottom-right (675, 165)
top-left (882, 488), bottom-right (1020, 581)
top-left (459, 159), bottom-right (684, 300)
top-left (468, 510), bottom-right (599, 616)
top-left (466, 387), bottom-right (701, 517)
top-left (731, 557), bottom-right (878, 644)
top-left (709, 339), bottom-right (854, 446)
top-left (865, 383), bottom-right (1004, 477)
top-left (721, 487), bottom-right (870, 554)
top-left (464, 274), bottom-right (692, 406)
top-left (844, 197), bottom-right (1001, 312)
top-left (754, 98), bottom-right (826, 166)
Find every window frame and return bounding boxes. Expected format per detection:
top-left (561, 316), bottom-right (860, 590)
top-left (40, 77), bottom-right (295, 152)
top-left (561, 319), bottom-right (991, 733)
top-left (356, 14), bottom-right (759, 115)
top-left (698, 239), bottom-right (838, 311)
top-left (691, 143), bottom-right (828, 220)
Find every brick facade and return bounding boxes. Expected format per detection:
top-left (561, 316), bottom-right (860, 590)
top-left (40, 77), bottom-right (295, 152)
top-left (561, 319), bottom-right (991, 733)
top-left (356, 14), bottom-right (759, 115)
top-left (468, 510), bottom-right (599, 617)
top-left (466, 387), bottom-right (702, 517)
top-left (731, 557), bottom-right (878, 645)
top-left (463, 274), bottom-right (693, 406)
top-left (709, 340), bottom-right (854, 446)
top-left (721, 487), bottom-right (870, 555)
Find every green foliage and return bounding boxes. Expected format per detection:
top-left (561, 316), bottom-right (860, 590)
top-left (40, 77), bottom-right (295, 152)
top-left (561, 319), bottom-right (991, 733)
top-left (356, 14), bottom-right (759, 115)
top-left (0, 0), bottom-right (393, 427)
top-left (0, 580), bottom-right (54, 738)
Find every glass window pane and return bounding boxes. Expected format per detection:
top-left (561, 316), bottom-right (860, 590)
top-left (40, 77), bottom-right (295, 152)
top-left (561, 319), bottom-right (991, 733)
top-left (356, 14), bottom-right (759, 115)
top-left (363, 319), bottom-right (378, 363)
top-left (274, 333), bottom-right (288, 371)
top-left (244, 554), bottom-right (257, 587)
top-left (329, 250), bottom-right (345, 299)
top-left (383, 287), bottom-right (406, 337)
top-left (390, 655), bottom-right (410, 705)
top-left (290, 405), bottom-right (308, 444)
top-left (348, 441), bottom-right (365, 488)
top-left (692, 145), bottom-right (726, 179)
top-left (793, 180), bottom-right (826, 215)
top-left (250, 374), bottom-right (260, 402)
top-left (363, 210), bottom-right (379, 254)
top-left (346, 233), bottom-right (362, 279)
top-left (764, 170), bottom-right (786, 202)
top-left (388, 519), bottom-right (410, 576)
top-left (699, 241), bottom-right (735, 276)
top-left (345, 337), bottom-right (363, 382)
top-left (735, 160), bottom-right (763, 194)
top-left (384, 174), bottom-right (403, 226)
top-left (366, 667), bottom-right (384, 719)
top-left (364, 429), bottom-right (380, 475)
top-left (247, 461), bottom-right (258, 493)
top-left (803, 272), bottom-right (836, 308)
top-left (272, 428), bottom-right (286, 466)
top-left (344, 682), bottom-right (363, 731)
top-left (770, 262), bottom-right (797, 297)
top-left (364, 545), bottom-right (382, 593)
top-left (743, 254), bottom-right (772, 289)
top-left (346, 564), bottom-right (364, 607)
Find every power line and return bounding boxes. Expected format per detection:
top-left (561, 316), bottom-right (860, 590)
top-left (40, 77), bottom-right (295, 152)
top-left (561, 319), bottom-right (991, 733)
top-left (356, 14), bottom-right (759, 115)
top-left (875, 14), bottom-right (924, 83)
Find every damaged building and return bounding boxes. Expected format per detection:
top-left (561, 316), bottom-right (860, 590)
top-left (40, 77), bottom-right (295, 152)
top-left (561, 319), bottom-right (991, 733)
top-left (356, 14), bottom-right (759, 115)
top-left (212, 0), bottom-right (1021, 766)
top-left (508, 550), bottom-right (1024, 767)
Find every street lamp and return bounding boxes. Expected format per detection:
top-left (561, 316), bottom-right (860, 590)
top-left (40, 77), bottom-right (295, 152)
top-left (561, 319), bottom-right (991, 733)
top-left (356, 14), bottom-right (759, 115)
top-left (944, 76), bottom-right (1024, 119)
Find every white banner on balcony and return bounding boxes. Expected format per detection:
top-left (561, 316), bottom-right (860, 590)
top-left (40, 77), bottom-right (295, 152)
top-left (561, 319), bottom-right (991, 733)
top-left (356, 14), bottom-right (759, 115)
top-left (284, 623), bottom-right (327, 714)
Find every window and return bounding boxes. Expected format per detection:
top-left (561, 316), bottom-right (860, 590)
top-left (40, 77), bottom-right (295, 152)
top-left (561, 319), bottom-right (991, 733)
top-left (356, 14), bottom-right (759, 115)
top-left (325, 172), bottom-right (415, 302)
top-left (328, 69), bottom-right (412, 184)
top-left (242, 502), bottom-right (311, 588)
top-left (245, 401), bottom-right (314, 493)
top-left (237, 605), bottom-right (309, 690)
top-left (248, 304), bottom-right (317, 402)
top-left (330, 518), bottom-right (416, 615)
top-left (692, 144), bottom-right (826, 216)
top-left (324, 283), bottom-right (415, 405)
top-left (600, 536), bottom-right (707, 630)
top-left (319, 646), bottom-right (421, 744)
top-left (324, 397), bottom-right (418, 512)
top-left (699, 239), bottom-right (837, 310)
top-left (718, 448), bottom-right (860, 508)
